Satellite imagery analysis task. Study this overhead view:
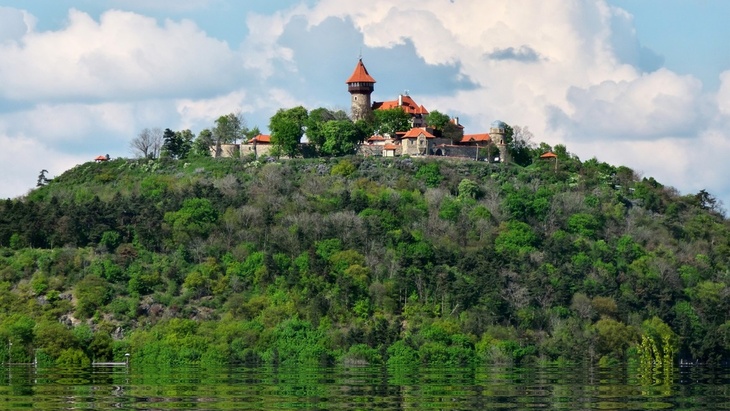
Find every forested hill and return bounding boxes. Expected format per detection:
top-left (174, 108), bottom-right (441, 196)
top-left (0, 153), bottom-right (728, 368)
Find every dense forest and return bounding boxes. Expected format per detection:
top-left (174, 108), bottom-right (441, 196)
top-left (0, 150), bottom-right (728, 370)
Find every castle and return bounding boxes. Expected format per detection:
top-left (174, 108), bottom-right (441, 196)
top-left (212, 59), bottom-right (511, 162)
top-left (348, 58), bottom-right (510, 162)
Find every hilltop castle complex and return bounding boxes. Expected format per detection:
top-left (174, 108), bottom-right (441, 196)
top-left (347, 58), bottom-right (509, 162)
top-left (213, 58), bottom-right (511, 162)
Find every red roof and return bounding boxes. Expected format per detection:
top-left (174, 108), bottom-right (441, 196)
top-left (367, 135), bottom-right (385, 142)
top-left (250, 134), bottom-right (271, 144)
top-left (372, 95), bottom-right (429, 115)
top-left (460, 133), bottom-right (491, 143)
top-left (384, 144), bottom-right (399, 150)
top-left (94, 155), bottom-right (108, 161)
top-left (402, 128), bottom-right (435, 139)
top-left (346, 59), bottom-right (376, 84)
top-left (540, 152), bottom-right (557, 159)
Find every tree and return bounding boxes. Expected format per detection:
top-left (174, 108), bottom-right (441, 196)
top-left (177, 130), bottom-right (194, 159)
top-left (212, 112), bottom-right (248, 157)
top-left (130, 127), bottom-right (163, 159)
top-left (162, 129), bottom-right (194, 160)
top-left (245, 126), bottom-right (262, 142)
top-left (161, 128), bottom-right (178, 159)
top-left (320, 119), bottom-right (367, 156)
top-left (269, 106), bottom-right (308, 157)
top-left (694, 189), bottom-right (723, 214)
top-left (36, 169), bottom-right (50, 187)
top-left (442, 120), bottom-right (463, 144)
top-left (373, 107), bottom-right (411, 137)
top-left (193, 129), bottom-right (214, 157)
top-left (306, 108), bottom-right (339, 153)
top-left (426, 110), bottom-right (450, 131)
top-left (504, 124), bottom-right (535, 166)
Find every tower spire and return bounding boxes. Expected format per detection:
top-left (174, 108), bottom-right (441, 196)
top-left (346, 58), bottom-right (376, 121)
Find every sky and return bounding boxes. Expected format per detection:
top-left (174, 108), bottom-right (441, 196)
top-left (2, 0), bottom-right (730, 212)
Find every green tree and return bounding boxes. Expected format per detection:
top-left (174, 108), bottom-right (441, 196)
top-left (306, 107), bottom-right (345, 152)
top-left (175, 129), bottom-right (195, 159)
top-left (321, 119), bottom-right (367, 156)
top-left (373, 107), bottom-right (411, 136)
top-left (164, 198), bottom-right (219, 244)
top-left (75, 275), bottom-right (111, 318)
top-left (458, 178), bottom-right (481, 200)
top-left (504, 124), bottom-right (535, 166)
top-left (161, 128), bottom-right (180, 159)
top-left (36, 169), bottom-right (50, 187)
top-left (213, 112), bottom-right (248, 157)
top-left (270, 106), bottom-right (308, 157)
top-left (425, 110), bottom-right (450, 130)
top-left (193, 129), bottom-right (214, 157)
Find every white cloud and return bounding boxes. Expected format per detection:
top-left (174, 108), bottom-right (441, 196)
top-left (0, 134), bottom-right (86, 199)
top-left (0, 7), bottom-right (35, 43)
top-left (109, 0), bottom-right (221, 12)
top-left (177, 90), bottom-right (250, 129)
top-left (553, 69), bottom-right (704, 140)
top-left (716, 70), bottom-right (730, 116)
top-left (0, 9), bottom-right (238, 102)
top-left (0, 103), bottom-right (137, 143)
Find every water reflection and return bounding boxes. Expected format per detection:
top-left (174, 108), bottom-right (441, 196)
top-left (0, 364), bottom-right (727, 410)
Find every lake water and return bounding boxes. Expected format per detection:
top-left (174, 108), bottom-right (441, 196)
top-left (0, 364), bottom-right (727, 410)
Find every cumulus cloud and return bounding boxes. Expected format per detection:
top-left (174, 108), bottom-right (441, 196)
top-left (550, 69), bottom-right (705, 140)
top-left (0, 133), bottom-right (87, 200)
top-left (0, 9), bottom-right (238, 102)
top-left (0, 7), bottom-right (35, 43)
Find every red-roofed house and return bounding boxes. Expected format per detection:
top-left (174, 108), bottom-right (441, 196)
top-left (372, 94), bottom-right (429, 128)
top-left (241, 134), bottom-right (273, 158)
top-left (400, 127), bottom-right (434, 156)
top-left (383, 143), bottom-right (399, 157)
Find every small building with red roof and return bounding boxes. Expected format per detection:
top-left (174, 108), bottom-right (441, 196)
top-left (372, 94), bottom-right (429, 128)
top-left (400, 127), bottom-right (435, 156)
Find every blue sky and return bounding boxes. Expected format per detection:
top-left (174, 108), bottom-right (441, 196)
top-left (1, 0), bottom-right (730, 211)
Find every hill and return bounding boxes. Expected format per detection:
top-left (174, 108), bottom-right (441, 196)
top-left (0, 153), bottom-right (728, 368)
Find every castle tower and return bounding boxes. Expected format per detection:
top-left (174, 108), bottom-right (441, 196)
top-left (490, 120), bottom-right (509, 163)
top-left (346, 59), bottom-right (376, 121)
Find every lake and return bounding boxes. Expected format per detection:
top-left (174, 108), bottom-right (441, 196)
top-left (0, 364), bottom-right (727, 410)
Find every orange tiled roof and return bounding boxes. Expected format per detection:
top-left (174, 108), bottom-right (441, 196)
top-left (384, 144), bottom-right (399, 150)
top-left (367, 135), bottom-right (385, 142)
top-left (346, 59), bottom-right (376, 84)
top-left (402, 128), bottom-right (435, 139)
top-left (372, 95), bottom-right (429, 115)
top-left (460, 133), bottom-right (491, 143)
top-left (94, 155), bottom-right (108, 161)
top-left (250, 134), bottom-right (271, 144)
top-left (540, 151), bottom-right (557, 159)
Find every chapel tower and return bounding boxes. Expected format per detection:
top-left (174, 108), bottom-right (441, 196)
top-left (346, 59), bottom-right (376, 121)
